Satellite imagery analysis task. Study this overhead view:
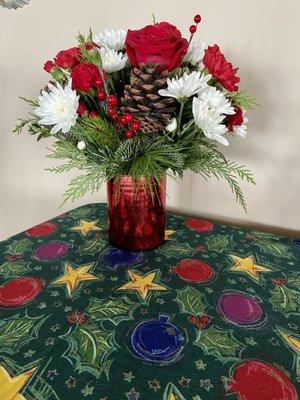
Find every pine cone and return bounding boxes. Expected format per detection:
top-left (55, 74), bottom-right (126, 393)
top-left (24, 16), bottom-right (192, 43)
top-left (120, 63), bottom-right (177, 134)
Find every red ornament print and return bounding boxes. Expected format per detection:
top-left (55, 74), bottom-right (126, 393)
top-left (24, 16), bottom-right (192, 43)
top-left (171, 259), bottom-right (214, 283)
top-left (185, 218), bottom-right (214, 233)
top-left (0, 276), bottom-right (44, 307)
top-left (26, 222), bottom-right (57, 238)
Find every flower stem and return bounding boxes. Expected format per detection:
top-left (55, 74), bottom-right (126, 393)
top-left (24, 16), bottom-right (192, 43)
top-left (177, 102), bottom-right (185, 132)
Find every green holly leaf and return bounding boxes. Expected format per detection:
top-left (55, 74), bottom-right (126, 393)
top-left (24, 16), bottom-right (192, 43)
top-left (288, 274), bottom-right (300, 291)
top-left (270, 286), bottom-right (299, 314)
top-left (194, 326), bottom-right (243, 360)
top-left (87, 297), bottom-right (137, 325)
top-left (254, 240), bottom-right (293, 259)
top-left (206, 235), bottom-right (230, 252)
top-left (160, 242), bottom-right (195, 257)
top-left (252, 231), bottom-right (280, 241)
top-left (0, 314), bottom-right (45, 353)
top-left (65, 323), bottom-right (116, 378)
top-left (175, 286), bottom-right (207, 316)
top-left (0, 261), bottom-right (30, 278)
top-left (78, 238), bottom-right (106, 255)
top-left (5, 238), bottom-right (32, 255)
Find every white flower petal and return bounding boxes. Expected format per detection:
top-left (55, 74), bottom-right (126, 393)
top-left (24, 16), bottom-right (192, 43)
top-left (99, 48), bottom-right (128, 73)
top-left (94, 29), bottom-right (126, 51)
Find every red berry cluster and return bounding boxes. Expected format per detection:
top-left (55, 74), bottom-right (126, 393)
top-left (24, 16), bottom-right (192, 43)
top-left (271, 278), bottom-right (287, 286)
top-left (189, 14), bottom-right (202, 36)
top-left (5, 254), bottom-right (22, 262)
top-left (67, 310), bottom-right (89, 325)
top-left (95, 92), bottom-right (141, 138)
top-left (188, 314), bottom-right (211, 330)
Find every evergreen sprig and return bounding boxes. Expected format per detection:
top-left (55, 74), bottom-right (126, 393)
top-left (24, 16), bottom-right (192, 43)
top-left (227, 91), bottom-right (259, 110)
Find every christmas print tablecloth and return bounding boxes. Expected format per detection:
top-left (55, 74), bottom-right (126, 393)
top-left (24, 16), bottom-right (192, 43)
top-left (0, 203), bottom-right (299, 400)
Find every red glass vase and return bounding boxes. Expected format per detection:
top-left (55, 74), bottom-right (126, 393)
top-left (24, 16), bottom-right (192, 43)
top-left (107, 176), bottom-right (166, 251)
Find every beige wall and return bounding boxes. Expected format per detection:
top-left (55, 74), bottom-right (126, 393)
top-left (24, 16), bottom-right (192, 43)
top-left (0, 0), bottom-right (299, 240)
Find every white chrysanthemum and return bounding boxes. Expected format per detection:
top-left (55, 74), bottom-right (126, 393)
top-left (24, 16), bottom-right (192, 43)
top-left (99, 47), bottom-right (128, 73)
top-left (34, 80), bottom-right (79, 135)
top-left (165, 118), bottom-right (177, 132)
top-left (234, 116), bottom-right (249, 137)
top-left (198, 86), bottom-right (235, 116)
top-left (77, 140), bottom-right (86, 150)
top-left (94, 29), bottom-right (127, 51)
top-left (183, 39), bottom-right (206, 66)
top-left (158, 71), bottom-right (211, 101)
top-left (193, 97), bottom-right (229, 146)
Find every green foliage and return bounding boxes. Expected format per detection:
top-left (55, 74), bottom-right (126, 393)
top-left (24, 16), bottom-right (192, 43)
top-left (227, 91), bottom-right (259, 110)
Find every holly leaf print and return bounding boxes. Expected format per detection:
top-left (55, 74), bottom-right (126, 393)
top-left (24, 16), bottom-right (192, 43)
top-left (206, 235), bottom-right (230, 253)
top-left (78, 238), bottom-right (106, 255)
top-left (254, 240), bottom-right (293, 259)
top-left (160, 242), bottom-right (195, 257)
top-left (175, 286), bottom-right (207, 316)
top-left (0, 261), bottom-right (30, 278)
top-left (276, 328), bottom-right (300, 380)
top-left (87, 297), bottom-right (137, 325)
top-left (5, 238), bottom-right (32, 255)
top-left (0, 314), bottom-right (46, 353)
top-left (65, 323), bottom-right (116, 378)
top-left (270, 286), bottom-right (299, 314)
top-left (194, 326), bottom-right (243, 361)
top-left (287, 274), bottom-right (300, 292)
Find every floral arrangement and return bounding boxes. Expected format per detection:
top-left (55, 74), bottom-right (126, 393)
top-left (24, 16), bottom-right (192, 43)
top-left (15, 13), bottom-right (256, 209)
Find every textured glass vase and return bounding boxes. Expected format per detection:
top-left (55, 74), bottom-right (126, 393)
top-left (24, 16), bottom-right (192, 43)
top-left (107, 176), bottom-right (166, 251)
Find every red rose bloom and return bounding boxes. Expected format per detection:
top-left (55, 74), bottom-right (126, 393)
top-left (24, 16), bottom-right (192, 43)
top-left (54, 47), bottom-right (81, 69)
top-left (226, 107), bottom-right (244, 132)
top-left (71, 63), bottom-right (102, 92)
top-left (203, 44), bottom-right (240, 92)
top-left (126, 22), bottom-right (189, 71)
top-left (44, 60), bottom-right (55, 73)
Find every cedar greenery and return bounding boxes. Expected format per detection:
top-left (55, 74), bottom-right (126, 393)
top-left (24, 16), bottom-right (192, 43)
top-left (14, 28), bottom-right (256, 210)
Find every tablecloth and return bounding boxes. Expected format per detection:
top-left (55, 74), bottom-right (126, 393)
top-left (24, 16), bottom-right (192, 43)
top-left (0, 203), bottom-right (299, 400)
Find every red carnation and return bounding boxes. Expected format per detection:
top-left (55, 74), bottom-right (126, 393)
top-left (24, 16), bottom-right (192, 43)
top-left (226, 107), bottom-right (244, 132)
top-left (54, 47), bottom-right (81, 69)
top-left (203, 44), bottom-right (240, 92)
top-left (71, 63), bottom-right (102, 92)
top-left (44, 60), bottom-right (55, 73)
top-left (126, 22), bottom-right (188, 72)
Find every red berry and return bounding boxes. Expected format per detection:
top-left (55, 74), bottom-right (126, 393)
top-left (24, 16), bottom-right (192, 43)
top-left (110, 113), bottom-right (118, 120)
top-left (89, 111), bottom-right (98, 118)
top-left (67, 314), bottom-right (79, 324)
top-left (97, 90), bottom-right (106, 100)
top-left (107, 107), bottom-right (116, 117)
top-left (124, 130), bottom-right (135, 139)
top-left (77, 101), bottom-right (88, 116)
top-left (124, 113), bottom-right (133, 123)
top-left (107, 95), bottom-right (118, 107)
top-left (74, 309), bottom-right (84, 316)
top-left (189, 25), bottom-right (197, 34)
top-left (95, 77), bottom-right (103, 88)
top-left (120, 115), bottom-right (128, 125)
top-left (194, 14), bottom-right (201, 24)
top-left (196, 321), bottom-right (206, 329)
top-left (188, 315), bottom-right (198, 324)
top-left (200, 314), bottom-right (211, 323)
top-left (78, 315), bottom-right (89, 325)
top-left (131, 121), bottom-right (141, 131)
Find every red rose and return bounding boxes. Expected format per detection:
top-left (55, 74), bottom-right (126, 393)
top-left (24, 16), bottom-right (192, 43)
top-left (203, 44), bottom-right (240, 92)
top-left (126, 22), bottom-right (189, 71)
top-left (44, 60), bottom-right (55, 73)
top-left (77, 101), bottom-right (88, 116)
top-left (226, 107), bottom-right (244, 132)
top-left (71, 63), bottom-right (102, 92)
top-left (54, 47), bottom-right (81, 69)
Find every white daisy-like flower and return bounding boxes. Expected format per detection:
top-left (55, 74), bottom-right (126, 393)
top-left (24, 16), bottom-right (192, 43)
top-left (192, 97), bottom-right (229, 146)
top-left (99, 47), bottom-right (128, 73)
top-left (34, 80), bottom-right (79, 135)
top-left (234, 116), bottom-right (249, 137)
top-left (198, 86), bottom-right (235, 116)
top-left (158, 71), bottom-right (211, 101)
top-left (94, 29), bottom-right (127, 51)
top-left (183, 39), bottom-right (206, 66)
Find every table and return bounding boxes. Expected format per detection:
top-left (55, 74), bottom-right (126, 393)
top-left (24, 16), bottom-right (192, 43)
top-left (0, 203), bottom-right (299, 400)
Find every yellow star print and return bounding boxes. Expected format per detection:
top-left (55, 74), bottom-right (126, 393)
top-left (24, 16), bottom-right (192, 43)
top-left (0, 365), bottom-right (36, 400)
top-left (71, 220), bottom-right (101, 236)
top-left (52, 262), bottom-right (99, 295)
top-left (165, 230), bottom-right (176, 240)
top-left (280, 332), bottom-right (300, 353)
top-left (229, 255), bottom-right (271, 282)
top-left (117, 269), bottom-right (167, 300)
top-left (167, 392), bottom-right (177, 400)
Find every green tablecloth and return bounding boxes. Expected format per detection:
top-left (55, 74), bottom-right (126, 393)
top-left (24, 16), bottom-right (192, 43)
top-left (0, 203), bottom-right (299, 400)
